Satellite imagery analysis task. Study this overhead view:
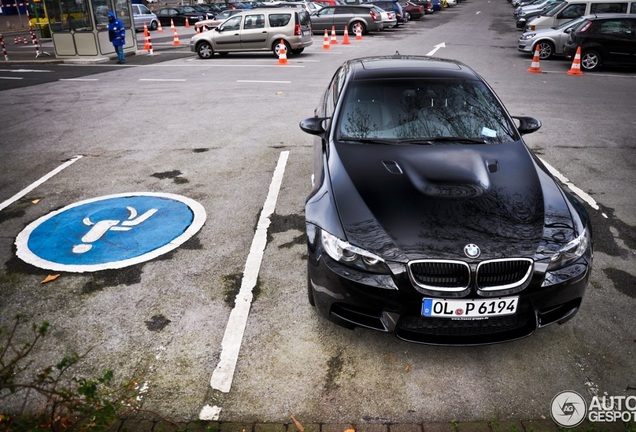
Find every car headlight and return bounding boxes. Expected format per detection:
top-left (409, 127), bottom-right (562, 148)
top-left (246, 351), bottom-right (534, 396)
top-left (320, 229), bottom-right (390, 274)
top-left (520, 33), bottom-right (536, 40)
top-left (547, 226), bottom-right (591, 270)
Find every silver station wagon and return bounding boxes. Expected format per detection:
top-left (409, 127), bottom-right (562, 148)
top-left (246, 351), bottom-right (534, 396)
top-left (190, 7), bottom-right (313, 58)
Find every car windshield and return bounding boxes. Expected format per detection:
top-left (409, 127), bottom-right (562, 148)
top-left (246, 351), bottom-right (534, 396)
top-left (336, 78), bottom-right (517, 144)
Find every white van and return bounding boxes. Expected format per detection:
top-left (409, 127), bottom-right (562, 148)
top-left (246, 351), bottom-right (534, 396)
top-left (525, 0), bottom-right (636, 31)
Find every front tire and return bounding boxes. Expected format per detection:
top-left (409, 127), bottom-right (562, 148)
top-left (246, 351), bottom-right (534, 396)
top-left (580, 49), bottom-right (601, 71)
top-left (196, 41), bottom-right (214, 59)
top-left (535, 41), bottom-right (554, 60)
top-left (150, 20), bottom-right (158, 31)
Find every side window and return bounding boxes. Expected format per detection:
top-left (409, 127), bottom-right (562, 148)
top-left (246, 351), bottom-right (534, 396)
top-left (139, 5), bottom-right (151, 14)
top-left (268, 13), bottom-right (292, 27)
top-left (298, 11), bottom-right (310, 25)
top-left (220, 15), bottom-right (242, 31)
top-left (631, 3), bottom-right (636, 12)
top-left (244, 14), bottom-right (265, 29)
top-left (560, 3), bottom-right (585, 18)
top-left (320, 7), bottom-right (335, 15)
top-left (598, 19), bottom-right (631, 35)
top-left (591, 2), bottom-right (627, 13)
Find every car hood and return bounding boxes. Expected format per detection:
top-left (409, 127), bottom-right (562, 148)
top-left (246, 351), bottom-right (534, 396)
top-left (329, 140), bottom-right (574, 262)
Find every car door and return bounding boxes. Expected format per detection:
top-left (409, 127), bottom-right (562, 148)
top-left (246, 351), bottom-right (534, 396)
top-left (212, 15), bottom-right (243, 51)
top-left (333, 6), bottom-right (355, 30)
top-left (594, 18), bottom-right (634, 65)
top-left (240, 13), bottom-right (268, 50)
top-left (311, 6), bottom-right (335, 32)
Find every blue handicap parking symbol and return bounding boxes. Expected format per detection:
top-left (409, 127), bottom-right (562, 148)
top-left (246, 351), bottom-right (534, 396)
top-left (16, 192), bottom-right (206, 272)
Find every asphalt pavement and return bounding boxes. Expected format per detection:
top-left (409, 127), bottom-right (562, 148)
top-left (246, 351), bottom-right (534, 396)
top-left (1, 9), bottom-right (635, 432)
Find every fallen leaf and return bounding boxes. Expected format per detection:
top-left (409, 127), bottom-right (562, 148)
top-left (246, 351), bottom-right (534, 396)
top-left (41, 274), bottom-right (60, 284)
top-left (31, 199), bottom-right (41, 204)
top-left (345, 428), bottom-right (356, 432)
top-left (290, 415), bottom-right (304, 432)
top-left (404, 364), bottom-right (411, 372)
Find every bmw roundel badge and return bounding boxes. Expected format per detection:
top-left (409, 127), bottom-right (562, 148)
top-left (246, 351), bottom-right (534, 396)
top-left (464, 244), bottom-right (481, 259)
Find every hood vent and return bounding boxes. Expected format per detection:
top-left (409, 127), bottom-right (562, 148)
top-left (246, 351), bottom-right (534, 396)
top-left (383, 160), bottom-right (403, 175)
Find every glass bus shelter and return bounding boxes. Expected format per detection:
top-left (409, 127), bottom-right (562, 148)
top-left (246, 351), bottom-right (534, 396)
top-left (37, 0), bottom-right (137, 60)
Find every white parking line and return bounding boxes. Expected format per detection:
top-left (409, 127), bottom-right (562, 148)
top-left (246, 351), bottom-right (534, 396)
top-left (139, 78), bottom-right (187, 81)
top-left (237, 80), bottom-right (291, 83)
top-left (0, 77), bottom-right (23, 80)
top-left (202, 151), bottom-right (289, 417)
top-left (539, 157), bottom-right (605, 218)
top-left (0, 155), bottom-right (83, 212)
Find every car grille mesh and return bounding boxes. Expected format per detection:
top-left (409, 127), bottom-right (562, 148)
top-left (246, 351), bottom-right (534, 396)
top-left (408, 258), bottom-right (533, 292)
top-left (409, 261), bottom-right (470, 290)
top-left (477, 259), bottom-right (533, 290)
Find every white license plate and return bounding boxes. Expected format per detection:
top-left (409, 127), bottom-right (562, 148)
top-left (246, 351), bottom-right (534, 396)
top-left (421, 297), bottom-right (518, 318)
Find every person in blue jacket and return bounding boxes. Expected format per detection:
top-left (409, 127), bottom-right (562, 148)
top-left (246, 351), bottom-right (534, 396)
top-left (108, 11), bottom-right (126, 64)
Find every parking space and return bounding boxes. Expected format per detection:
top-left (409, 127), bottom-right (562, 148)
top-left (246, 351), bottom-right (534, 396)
top-left (1, 0), bottom-right (635, 427)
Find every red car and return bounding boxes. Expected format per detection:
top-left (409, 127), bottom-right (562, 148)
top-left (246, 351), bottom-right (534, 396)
top-left (400, 0), bottom-right (424, 19)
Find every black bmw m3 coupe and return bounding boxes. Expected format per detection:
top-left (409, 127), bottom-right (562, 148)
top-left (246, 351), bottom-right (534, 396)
top-left (300, 55), bottom-right (593, 345)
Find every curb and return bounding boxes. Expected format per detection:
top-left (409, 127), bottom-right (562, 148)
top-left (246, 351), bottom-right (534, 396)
top-left (109, 418), bottom-right (634, 432)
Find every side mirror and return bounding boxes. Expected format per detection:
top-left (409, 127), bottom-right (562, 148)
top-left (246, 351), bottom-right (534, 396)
top-left (513, 116), bottom-right (542, 135)
top-left (299, 117), bottom-right (329, 135)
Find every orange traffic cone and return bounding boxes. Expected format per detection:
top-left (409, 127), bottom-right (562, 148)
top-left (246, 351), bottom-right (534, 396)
top-left (277, 39), bottom-right (288, 65)
top-left (196, 26), bottom-right (200, 34)
top-left (157, 20), bottom-right (163, 32)
top-left (173, 27), bottom-right (181, 46)
top-left (330, 26), bottom-right (338, 44)
top-left (342, 26), bottom-right (350, 45)
top-left (567, 46), bottom-right (584, 76)
top-left (355, 23), bottom-right (363, 40)
top-left (143, 23), bottom-right (151, 50)
top-left (185, 17), bottom-right (190, 28)
top-left (527, 44), bottom-right (542, 73)
top-left (170, 19), bottom-right (176, 32)
top-left (322, 29), bottom-right (330, 50)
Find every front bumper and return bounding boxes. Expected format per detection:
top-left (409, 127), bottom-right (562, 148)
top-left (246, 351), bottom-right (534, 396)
top-left (307, 252), bottom-right (590, 346)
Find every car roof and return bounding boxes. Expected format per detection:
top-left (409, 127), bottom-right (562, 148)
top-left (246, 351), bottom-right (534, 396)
top-left (344, 55), bottom-right (480, 81)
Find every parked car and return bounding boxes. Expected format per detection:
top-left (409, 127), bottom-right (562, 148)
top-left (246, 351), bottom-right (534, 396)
top-left (309, 5), bottom-right (383, 34)
top-left (189, 4), bottom-right (217, 18)
top-left (525, 0), bottom-right (636, 31)
top-left (132, 3), bottom-right (159, 31)
top-left (371, 5), bottom-right (398, 28)
top-left (412, 0), bottom-right (434, 13)
top-left (430, 0), bottom-right (443, 11)
top-left (299, 54), bottom-right (593, 345)
top-left (367, 0), bottom-right (406, 23)
top-left (156, 7), bottom-right (204, 26)
top-left (399, 0), bottom-right (423, 19)
top-left (563, 13), bottom-right (636, 71)
top-left (194, 9), bottom-right (244, 31)
top-left (514, 0), bottom-right (558, 17)
top-left (190, 7), bottom-right (313, 58)
top-left (516, 0), bottom-right (564, 30)
top-left (518, 14), bottom-right (588, 58)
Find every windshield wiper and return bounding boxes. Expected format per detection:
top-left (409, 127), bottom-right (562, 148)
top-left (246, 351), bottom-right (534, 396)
top-left (338, 137), bottom-right (398, 145)
top-left (397, 137), bottom-right (488, 145)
